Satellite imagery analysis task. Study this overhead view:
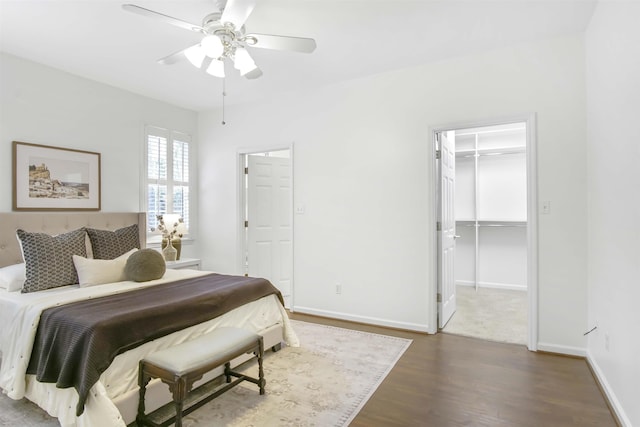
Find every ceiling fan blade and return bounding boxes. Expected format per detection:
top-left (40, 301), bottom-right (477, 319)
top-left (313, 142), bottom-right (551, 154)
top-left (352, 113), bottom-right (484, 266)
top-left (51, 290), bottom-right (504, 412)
top-left (220, 0), bottom-right (257, 29)
top-left (157, 44), bottom-right (200, 65)
top-left (122, 4), bottom-right (204, 33)
top-left (244, 67), bottom-right (263, 79)
top-left (213, 0), bottom-right (228, 13)
top-left (245, 34), bottom-right (316, 53)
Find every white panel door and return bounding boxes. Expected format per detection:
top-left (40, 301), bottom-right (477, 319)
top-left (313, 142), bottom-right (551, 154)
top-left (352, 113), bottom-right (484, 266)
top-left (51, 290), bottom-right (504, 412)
top-left (247, 155), bottom-right (292, 306)
top-left (438, 131), bottom-right (457, 328)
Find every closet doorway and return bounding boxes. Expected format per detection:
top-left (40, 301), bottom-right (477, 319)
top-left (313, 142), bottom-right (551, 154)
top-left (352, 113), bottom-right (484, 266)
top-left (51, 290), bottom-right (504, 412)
top-left (238, 147), bottom-right (293, 308)
top-left (434, 117), bottom-right (538, 350)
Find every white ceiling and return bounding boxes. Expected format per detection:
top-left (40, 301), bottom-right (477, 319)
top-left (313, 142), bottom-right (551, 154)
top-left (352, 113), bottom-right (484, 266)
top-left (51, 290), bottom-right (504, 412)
top-left (0, 0), bottom-right (597, 112)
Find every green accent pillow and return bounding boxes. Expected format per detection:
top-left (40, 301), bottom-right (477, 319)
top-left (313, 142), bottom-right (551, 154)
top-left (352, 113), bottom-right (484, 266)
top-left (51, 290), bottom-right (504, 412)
top-left (124, 249), bottom-right (166, 282)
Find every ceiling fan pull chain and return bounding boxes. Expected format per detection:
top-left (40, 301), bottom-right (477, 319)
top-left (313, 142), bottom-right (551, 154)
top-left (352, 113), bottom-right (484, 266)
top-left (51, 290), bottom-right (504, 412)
top-left (222, 77), bottom-right (227, 125)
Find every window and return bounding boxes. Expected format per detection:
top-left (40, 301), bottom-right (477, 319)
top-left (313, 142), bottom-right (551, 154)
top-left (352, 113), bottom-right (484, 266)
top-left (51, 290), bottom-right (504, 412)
top-left (145, 126), bottom-right (191, 236)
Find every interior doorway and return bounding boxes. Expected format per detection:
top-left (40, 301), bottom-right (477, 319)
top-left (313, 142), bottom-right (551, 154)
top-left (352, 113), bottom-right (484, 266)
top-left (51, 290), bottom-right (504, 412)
top-left (434, 116), bottom-right (538, 350)
top-left (238, 148), bottom-right (293, 308)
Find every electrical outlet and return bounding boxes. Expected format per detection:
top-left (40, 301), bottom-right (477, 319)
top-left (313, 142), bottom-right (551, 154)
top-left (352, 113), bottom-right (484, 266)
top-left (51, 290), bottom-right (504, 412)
top-left (335, 283), bottom-right (342, 295)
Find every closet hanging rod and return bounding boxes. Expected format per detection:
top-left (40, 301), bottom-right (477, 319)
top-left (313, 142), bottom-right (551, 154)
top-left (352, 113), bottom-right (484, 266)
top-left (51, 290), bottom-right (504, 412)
top-left (455, 149), bottom-right (525, 158)
top-left (479, 223), bottom-right (527, 227)
top-left (455, 221), bottom-right (527, 227)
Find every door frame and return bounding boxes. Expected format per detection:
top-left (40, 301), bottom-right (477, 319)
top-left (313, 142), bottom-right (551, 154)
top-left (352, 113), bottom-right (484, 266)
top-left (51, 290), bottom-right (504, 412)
top-left (236, 144), bottom-right (295, 309)
top-left (428, 114), bottom-right (538, 352)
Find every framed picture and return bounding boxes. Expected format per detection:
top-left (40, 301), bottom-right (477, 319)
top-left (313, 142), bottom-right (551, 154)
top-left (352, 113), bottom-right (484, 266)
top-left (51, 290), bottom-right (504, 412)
top-left (13, 141), bottom-right (101, 211)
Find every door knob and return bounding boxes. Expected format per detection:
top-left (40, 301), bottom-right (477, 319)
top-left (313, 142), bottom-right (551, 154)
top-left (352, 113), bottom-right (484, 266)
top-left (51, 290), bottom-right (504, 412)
top-left (453, 235), bottom-right (461, 239)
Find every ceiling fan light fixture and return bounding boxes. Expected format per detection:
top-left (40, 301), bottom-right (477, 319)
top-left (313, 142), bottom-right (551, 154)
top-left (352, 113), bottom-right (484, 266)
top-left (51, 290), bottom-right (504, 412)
top-left (233, 47), bottom-right (257, 75)
top-left (184, 45), bottom-right (206, 68)
top-left (201, 35), bottom-right (224, 58)
top-left (123, 2), bottom-right (316, 81)
top-left (206, 59), bottom-right (225, 78)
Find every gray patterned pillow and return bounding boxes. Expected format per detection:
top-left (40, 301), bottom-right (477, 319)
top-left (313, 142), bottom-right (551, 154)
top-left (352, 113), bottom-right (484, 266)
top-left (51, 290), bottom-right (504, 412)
top-left (85, 224), bottom-right (140, 260)
top-left (16, 228), bottom-right (87, 293)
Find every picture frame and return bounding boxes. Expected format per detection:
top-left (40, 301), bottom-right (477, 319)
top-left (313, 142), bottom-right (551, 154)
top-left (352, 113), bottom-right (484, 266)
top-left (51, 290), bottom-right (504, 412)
top-left (12, 141), bottom-right (101, 211)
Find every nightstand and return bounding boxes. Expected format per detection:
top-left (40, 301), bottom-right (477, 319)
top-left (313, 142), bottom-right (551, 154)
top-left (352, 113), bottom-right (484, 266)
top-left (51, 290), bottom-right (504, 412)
top-left (165, 258), bottom-right (201, 270)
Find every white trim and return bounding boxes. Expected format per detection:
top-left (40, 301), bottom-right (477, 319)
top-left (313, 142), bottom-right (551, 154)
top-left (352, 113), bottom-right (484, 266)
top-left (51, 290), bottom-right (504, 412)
top-left (138, 124), bottom-right (147, 213)
top-left (586, 351), bottom-right (632, 427)
top-left (427, 132), bottom-right (439, 334)
top-left (537, 342), bottom-right (586, 357)
top-left (237, 145), bottom-right (293, 156)
top-left (294, 306), bottom-right (431, 333)
top-left (289, 144), bottom-right (296, 311)
top-left (525, 113), bottom-right (538, 352)
top-left (235, 153), bottom-right (246, 276)
top-left (429, 113), bottom-right (538, 351)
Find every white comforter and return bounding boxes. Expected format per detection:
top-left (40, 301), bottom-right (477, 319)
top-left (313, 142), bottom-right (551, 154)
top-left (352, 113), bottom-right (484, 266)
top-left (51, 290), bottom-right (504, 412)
top-left (0, 269), bottom-right (298, 427)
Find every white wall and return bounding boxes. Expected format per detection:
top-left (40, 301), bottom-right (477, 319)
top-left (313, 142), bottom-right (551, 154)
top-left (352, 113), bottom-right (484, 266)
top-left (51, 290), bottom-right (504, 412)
top-left (585, 3), bottom-right (640, 426)
top-left (0, 53), bottom-right (199, 257)
top-left (199, 34), bottom-right (589, 349)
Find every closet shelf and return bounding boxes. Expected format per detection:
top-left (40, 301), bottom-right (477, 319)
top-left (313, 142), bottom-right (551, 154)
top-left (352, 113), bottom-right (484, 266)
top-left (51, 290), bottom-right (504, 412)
top-left (455, 126), bottom-right (526, 137)
top-left (456, 220), bottom-right (527, 227)
top-left (455, 146), bottom-right (525, 158)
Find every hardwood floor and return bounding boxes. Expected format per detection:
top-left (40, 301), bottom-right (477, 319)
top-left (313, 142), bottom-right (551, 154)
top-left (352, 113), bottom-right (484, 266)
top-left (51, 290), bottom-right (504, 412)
top-left (289, 312), bottom-right (618, 427)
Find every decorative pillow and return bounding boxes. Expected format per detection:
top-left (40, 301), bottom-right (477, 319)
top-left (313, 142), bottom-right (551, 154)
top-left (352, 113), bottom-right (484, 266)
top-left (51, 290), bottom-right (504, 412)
top-left (85, 224), bottom-right (140, 260)
top-left (16, 228), bottom-right (87, 293)
top-left (0, 263), bottom-right (26, 292)
top-left (124, 249), bottom-right (166, 282)
top-left (73, 249), bottom-right (138, 288)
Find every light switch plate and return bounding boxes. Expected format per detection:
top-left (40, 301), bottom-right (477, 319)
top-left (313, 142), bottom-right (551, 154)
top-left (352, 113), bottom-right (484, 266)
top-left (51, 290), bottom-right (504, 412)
top-left (541, 201), bottom-right (551, 215)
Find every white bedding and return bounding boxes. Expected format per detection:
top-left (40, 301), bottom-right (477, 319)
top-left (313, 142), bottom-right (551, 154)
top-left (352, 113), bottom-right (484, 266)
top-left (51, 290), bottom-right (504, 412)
top-left (0, 269), bottom-right (298, 427)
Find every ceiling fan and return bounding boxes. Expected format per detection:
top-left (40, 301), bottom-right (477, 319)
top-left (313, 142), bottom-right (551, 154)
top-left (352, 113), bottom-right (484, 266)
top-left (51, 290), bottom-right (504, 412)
top-left (122, 0), bottom-right (317, 79)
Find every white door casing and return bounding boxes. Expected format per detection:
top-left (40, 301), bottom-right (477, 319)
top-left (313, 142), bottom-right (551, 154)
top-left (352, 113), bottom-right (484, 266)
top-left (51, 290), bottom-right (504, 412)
top-left (438, 131), bottom-right (457, 328)
top-left (430, 114), bottom-right (537, 351)
top-left (247, 154), bottom-right (293, 307)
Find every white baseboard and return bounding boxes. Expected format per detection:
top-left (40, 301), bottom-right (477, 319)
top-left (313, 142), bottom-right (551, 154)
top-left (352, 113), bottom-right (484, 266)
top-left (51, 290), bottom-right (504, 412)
top-left (292, 306), bottom-right (431, 333)
top-left (586, 350), bottom-right (632, 427)
top-left (456, 280), bottom-right (527, 291)
top-left (537, 342), bottom-right (586, 357)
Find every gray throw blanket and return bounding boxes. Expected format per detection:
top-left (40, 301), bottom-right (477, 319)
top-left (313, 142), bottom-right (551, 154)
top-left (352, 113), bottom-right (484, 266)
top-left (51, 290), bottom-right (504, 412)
top-left (26, 273), bottom-right (282, 415)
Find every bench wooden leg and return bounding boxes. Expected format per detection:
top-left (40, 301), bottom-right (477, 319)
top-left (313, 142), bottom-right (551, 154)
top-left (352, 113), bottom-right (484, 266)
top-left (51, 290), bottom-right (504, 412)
top-left (174, 400), bottom-right (184, 427)
top-left (137, 361), bottom-right (151, 425)
top-left (169, 377), bottom-right (189, 427)
top-left (224, 361), bottom-right (232, 383)
top-left (258, 337), bottom-right (265, 395)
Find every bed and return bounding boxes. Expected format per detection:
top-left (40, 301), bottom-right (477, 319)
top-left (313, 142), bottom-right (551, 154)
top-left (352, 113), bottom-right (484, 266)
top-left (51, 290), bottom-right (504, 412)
top-left (0, 212), bottom-right (298, 427)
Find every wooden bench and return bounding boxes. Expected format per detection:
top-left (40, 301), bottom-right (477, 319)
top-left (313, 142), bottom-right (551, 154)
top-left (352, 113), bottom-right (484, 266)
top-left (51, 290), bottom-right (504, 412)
top-left (136, 327), bottom-right (265, 427)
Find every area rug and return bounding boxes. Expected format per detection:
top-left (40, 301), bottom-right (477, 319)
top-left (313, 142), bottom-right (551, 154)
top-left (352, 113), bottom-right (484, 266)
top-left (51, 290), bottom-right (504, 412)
top-left (0, 320), bottom-right (412, 427)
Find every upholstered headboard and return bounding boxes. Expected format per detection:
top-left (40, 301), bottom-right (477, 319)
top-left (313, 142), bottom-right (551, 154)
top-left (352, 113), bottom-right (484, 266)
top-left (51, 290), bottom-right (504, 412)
top-left (0, 212), bottom-right (146, 268)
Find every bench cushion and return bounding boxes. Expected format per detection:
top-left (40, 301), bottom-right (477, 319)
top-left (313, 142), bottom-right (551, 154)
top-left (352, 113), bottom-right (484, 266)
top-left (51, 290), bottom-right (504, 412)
top-left (143, 327), bottom-right (260, 375)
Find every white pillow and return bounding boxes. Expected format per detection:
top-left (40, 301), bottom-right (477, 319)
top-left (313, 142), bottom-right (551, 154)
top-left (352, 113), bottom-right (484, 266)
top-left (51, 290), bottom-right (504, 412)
top-left (73, 249), bottom-right (138, 288)
top-left (0, 263), bottom-right (26, 292)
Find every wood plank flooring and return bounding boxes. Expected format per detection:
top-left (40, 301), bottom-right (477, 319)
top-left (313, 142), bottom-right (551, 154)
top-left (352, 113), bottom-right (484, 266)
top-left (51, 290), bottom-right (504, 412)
top-left (290, 312), bottom-right (618, 427)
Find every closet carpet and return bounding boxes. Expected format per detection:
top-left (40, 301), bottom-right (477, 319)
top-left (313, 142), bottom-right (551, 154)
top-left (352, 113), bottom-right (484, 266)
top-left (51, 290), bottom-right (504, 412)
top-left (443, 285), bottom-right (528, 344)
